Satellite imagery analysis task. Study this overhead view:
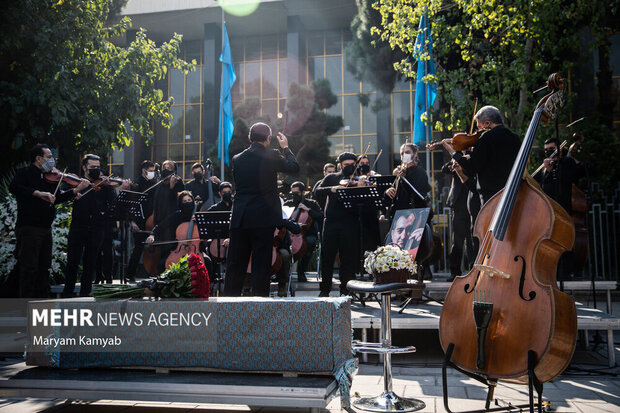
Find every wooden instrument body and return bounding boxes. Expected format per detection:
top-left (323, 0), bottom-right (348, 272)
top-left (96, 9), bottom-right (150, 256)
top-left (165, 221), bottom-right (204, 269)
top-left (208, 238), bottom-right (228, 261)
top-left (290, 208), bottom-right (312, 261)
top-left (439, 176), bottom-right (577, 383)
top-left (141, 214), bottom-right (160, 276)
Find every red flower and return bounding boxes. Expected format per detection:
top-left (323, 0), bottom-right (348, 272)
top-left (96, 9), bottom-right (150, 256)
top-left (187, 253), bottom-right (210, 299)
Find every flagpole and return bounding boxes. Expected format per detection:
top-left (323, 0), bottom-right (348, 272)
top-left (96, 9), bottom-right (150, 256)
top-left (220, 8), bottom-right (225, 181)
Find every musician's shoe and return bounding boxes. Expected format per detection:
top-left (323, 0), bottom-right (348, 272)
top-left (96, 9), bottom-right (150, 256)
top-left (278, 283), bottom-right (287, 297)
top-left (297, 273), bottom-right (308, 282)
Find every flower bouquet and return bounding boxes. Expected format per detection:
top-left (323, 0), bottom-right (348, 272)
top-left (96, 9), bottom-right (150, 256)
top-left (93, 253), bottom-right (210, 299)
top-left (363, 245), bottom-right (416, 284)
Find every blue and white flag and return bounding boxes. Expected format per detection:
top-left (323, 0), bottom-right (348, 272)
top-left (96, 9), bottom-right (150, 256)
top-left (217, 24), bottom-right (236, 165)
top-left (413, 13), bottom-right (437, 144)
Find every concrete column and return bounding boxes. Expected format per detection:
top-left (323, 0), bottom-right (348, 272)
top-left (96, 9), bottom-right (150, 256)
top-left (286, 16), bottom-right (306, 87)
top-left (202, 23), bottom-right (222, 167)
top-left (376, 90), bottom-right (391, 174)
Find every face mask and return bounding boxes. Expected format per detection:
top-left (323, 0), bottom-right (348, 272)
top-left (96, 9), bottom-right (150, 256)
top-left (222, 192), bottom-right (232, 203)
top-left (181, 201), bottom-right (194, 216)
top-left (40, 157), bottom-right (55, 173)
top-left (401, 153), bottom-right (412, 164)
top-left (544, 149), bottom-right (556, 158)
top-left (292, 192), bottom-right (303, 203)
top-left (145, 171), bottom-right (155, 180)
top-left (87, 168), bottom-right (101, 180)
top-left (359, 164), bottom-right (370, 175)
top-left (342, 164), bottom-right (356, 177)
top-left (193, 172), bottom-right (203, 180)
top-left (161, 169), bottom-right (172, 179)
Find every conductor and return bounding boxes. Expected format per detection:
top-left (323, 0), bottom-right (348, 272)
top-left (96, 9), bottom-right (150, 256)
top-left (224, 122), bottom-right (299, 296)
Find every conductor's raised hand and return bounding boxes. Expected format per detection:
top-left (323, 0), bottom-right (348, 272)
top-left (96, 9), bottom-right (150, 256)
top-left (275, 132), bottom-right (289, 149)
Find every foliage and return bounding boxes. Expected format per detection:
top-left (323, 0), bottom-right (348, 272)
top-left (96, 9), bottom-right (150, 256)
top-left (371, 0), bottom-right (615, 135)
top-left (222, 79), bottom-right (343, 185)
top-left (344, 0), bottom-right (407, 97)
top-left (0, 0), bottom-right (194, 171)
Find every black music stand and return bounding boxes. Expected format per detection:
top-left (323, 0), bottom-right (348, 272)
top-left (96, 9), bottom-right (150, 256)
top-left (368, 175), bottom-right (396, 192)
top-left (195, 211), bottom-right (231, 296)
top-left (109, 190), bottom-right (149, 284)
top-left (336, 186), bottom-right (384, 303)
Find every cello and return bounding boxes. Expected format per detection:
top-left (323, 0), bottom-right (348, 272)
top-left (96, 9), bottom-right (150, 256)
top-left (165, 201), bottom-right (205, 269)
top-left (439, 73), bottom-right (577, 384)
top-left (289, 203), bottom-right (313, 261)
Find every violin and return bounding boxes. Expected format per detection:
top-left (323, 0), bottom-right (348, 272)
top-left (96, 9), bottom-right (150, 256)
top-left (439, 73), bottom-right (576, 384)
top-left (339, 175), bottom-right (374, 187)
top-left (44, 168), bottom-right (83, 187)
top-left (426, 129), bottom-right (484, 152)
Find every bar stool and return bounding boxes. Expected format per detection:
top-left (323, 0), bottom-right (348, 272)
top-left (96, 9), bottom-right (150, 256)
top-left (347, 280), bottom-right (426, 413)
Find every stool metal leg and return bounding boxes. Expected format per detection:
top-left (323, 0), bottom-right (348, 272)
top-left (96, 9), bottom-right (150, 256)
top-left (353, 293), bottom-right (425, 413)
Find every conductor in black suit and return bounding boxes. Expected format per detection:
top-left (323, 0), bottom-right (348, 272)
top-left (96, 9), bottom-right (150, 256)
top-left (224, 122), bottom-right (299, 297)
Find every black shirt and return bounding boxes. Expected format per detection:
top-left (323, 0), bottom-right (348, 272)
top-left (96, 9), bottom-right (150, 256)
top-left (385, 165), bottom-right (431, 219)
top-left (207, 200), bottom-right (233, 212)
top-left (314, 173), bottom-right (358, 222)
top-left (452, 125), bottom-right (521, 203)
top-left (71, 185), bottom-right (116, 229)
top-left (312, 178), bottom-right (328, 210)
top-left (185, 178), bottom-right (219, 210)
top-left (535, 156), bottom-right (585, 215)
top-left (152, 210), bottom-right (192, 242)
top-left (9, 164), bottom-right (76, 228)
top-left (153, 180), bottom-right (185, 226)
top-left (283, 197), bottom-right (324, 237)
top-left (131, 175), bottom-right (156, 227)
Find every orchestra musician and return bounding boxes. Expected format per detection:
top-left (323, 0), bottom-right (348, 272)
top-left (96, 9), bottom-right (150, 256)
top-left (186, 162), bottom-right (221, 210)
top-left (9, 144), bottom-right (90, 297)
top-left (224, 122), bottom-right (299, 297)
top-left (385, 143), bottom-right (431, 220)
top-left (314, 152), bottom-right (360, 297)
top-left (207, 182), bottom-right (233, 212)
top-left (283, 182), bottom-right (323, 282)
top-left (441, 105), bottom-right (521, 205)
top-left (125, 160), bottom-right (157, 281)
top-left (312, 163), bottom-right (336, 210)
top-left (153, 160), bottom-right (185, 228)
top-left (62, 154), bottom-right (131, 297)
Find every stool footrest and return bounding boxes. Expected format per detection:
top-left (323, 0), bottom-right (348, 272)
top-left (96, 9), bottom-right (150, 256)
top-left (353, 344), bottom-right (416, 355)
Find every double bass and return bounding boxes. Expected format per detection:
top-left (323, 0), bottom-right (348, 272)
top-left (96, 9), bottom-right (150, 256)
top-left (439, 73), bottom-right (577, 384)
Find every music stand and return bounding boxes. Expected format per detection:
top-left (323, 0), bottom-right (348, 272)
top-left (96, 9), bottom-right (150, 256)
top-left (109, 190), bottom-right (149, 284)
top-left (336, 186), bottom-right (384, 303)
top-left (195, 211), bottom-right (231, 296)
top-left (368, 175), bottom-right (396, 192)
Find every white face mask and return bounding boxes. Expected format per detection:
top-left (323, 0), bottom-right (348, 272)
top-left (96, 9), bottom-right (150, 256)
top-left (401, 153), bottom-right (412, 164)
top-left (146, 171), bottom-right (155, 180)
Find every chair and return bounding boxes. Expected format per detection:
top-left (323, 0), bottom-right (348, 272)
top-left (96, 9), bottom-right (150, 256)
top-left (347, 280), bottom-right (426, 412)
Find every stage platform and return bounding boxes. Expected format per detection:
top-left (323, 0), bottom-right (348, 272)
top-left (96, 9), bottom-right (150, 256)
top-left (0, 361), bottom-right (338, 412)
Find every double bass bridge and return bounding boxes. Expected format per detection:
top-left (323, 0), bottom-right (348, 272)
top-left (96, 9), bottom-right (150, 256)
top-left (473, 264), bottom-right (511, 280)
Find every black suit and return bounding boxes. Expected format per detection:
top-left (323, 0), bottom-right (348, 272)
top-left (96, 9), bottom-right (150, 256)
top-left (224, 142), bottom-right (299, 296)
top-left (452, 125), bottom-right (521, 205)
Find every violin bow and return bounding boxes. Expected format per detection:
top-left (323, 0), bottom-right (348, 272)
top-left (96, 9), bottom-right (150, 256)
top-left (469, 98), bottom-right (478, 135)
top-left (369, 149), bottom-right (383, 173)
top-left (349, 142), bottom-right (372, 178)
top-left (80, 175), bottom-right (113, 196)
top-left (531, 140), bottom-right (567, 178)
top-left (52, 168), bottom-right (67, 198)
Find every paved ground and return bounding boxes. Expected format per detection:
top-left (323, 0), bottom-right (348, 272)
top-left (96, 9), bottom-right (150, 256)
top-left (1, 274), bottom-right (618, 412)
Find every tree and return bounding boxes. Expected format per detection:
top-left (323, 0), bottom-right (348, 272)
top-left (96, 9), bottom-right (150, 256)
top-left (0, 0), bottom-right (193, 171)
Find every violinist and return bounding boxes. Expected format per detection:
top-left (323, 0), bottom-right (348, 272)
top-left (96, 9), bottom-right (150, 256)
top-left (62, 154), bottom-right (131, 297)
top-left (535, 137), bottom-right (585, 216)
top-left (441, 105), bottom-right (521, 205)
top-left (9, 144), bottom-right (90, 297)
top-left (186, 162), bottom-right (221, 211)
top-left (283, 182), bottom-right (323, 282)
top-left (125, 160), bottom-right (157, 280)
top-left (314, 152), bottom-right (360, 297)
top-left (153, 160), bottom-right (185, 228)
top-left (224, 123), bottom-right (299, 297)
top-left (385, 143), bottom-right (431, 220)
top-left (358, 155), bottom-right (377, 176)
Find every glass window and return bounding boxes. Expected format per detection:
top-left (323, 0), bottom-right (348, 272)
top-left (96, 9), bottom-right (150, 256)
top-left (362, 79), bottom-right (374, 93)
top-left (169, 144), bottom-right (183, 162)
top-left (343, 136), bottom-right (361, 154)
top-left (307, 32), bottom-right (324, 56)
top-left (362, 101), bottom-right (376, 134)
top-left (278, 60), bottom-right (288, 98)
top-left (169, 106), bottom-right (184, 143)
top-left (153, 120), bottom-right (167, 145)
top-left (183, 162), bottom-right (194, 181)
top-left (343, 66), bottom-right (360, 94)
top-left (232, 63), bottom-right (244, 101)
top-left (343, 95), bottom-right (360, 135)
top-left (308, 57), bottom-right (324, 84)
top-left (111, 148), bottom-right (123, 164)
top-left (185, 106), bottom-right (200, 142)
top-left (245, 37), bottom-right (261, 61)
top-left (392, 92), bottom-right (411, 133)
top-left (325, 31), bottom-right (341, 55)
top-left (185, 40), bottom-right (202, 64)
top-left (326, 99), bottom-right (343, 136)
top-left (186, 67), bottom-right (201, 104)
top-left (278, 34), bottom-right (287, 58)
top-left (279, 99), bottom-right (287, 115)
top-left (245, 61), bottom-right (261, 98)
top-left (262, 100), bottom-right (277, 121)
top-left (325, 56), bottom-right (342, 94)
top-left (394, 76), bottom-right (412, 91)
top-left (262, 61), bottom-right (277, 98)
top-left (170, 69), bottom-right (184, 104)
top-left (328, 137), bottom-right (343, 156)
top-left (154, 145), bottom-right (168, 162)
top-left (184, 143), bottom-right (201, 161)
top-left (362, 135), bottom-right (378, 154)
top-left (393, 134), bottom-right (410, 155)
top-left (231, 38), bottom-right (244, 63)
top-left (262, 35), bottom-right (278, 60)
